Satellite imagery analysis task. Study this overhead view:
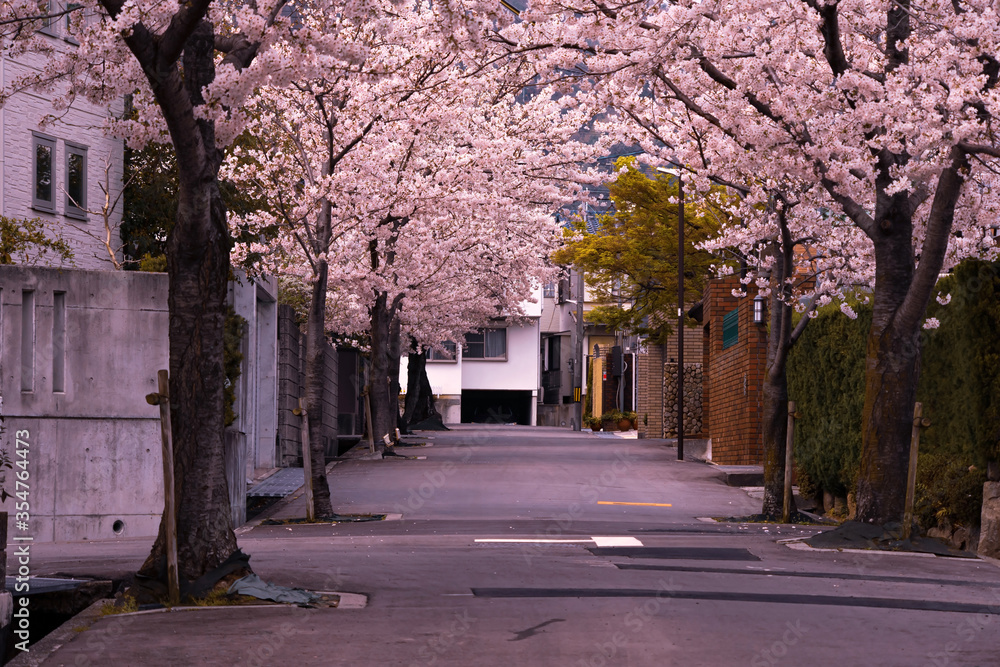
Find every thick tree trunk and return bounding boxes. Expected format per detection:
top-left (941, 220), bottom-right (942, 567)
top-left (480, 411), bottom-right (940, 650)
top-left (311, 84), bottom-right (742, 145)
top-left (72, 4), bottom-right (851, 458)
top-left (137, 21), bottom-right (239, 584)
top-left (369, 293), bottom-right (395, 450)
top-left (855, 316), bottom-right (921, 524)
top-left (855, 199), bottom-right (921, 524)
top-left (303, 259), bottom-right (334, 517)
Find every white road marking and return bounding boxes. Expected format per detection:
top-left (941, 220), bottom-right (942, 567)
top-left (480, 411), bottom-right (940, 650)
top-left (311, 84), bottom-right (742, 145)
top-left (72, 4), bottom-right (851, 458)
top-left (474, 536), bottom-right (644, 547)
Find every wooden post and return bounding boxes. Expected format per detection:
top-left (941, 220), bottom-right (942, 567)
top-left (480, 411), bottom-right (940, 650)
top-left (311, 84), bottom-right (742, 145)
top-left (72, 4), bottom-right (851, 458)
top-left (363, 386), bottom-right (376, 455)
top-left (147, 370), bottom-right (179, 605)
top-left (902, 402), bottom-right (930, 540)
top-left (782, 401), bottom-right (796, 524)
top-left (294, 398), bottom-right (315, 522)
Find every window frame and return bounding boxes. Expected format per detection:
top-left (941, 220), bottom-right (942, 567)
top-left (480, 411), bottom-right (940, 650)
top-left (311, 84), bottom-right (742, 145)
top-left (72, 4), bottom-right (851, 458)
top-left (722, 307), bottom-right (739, 349)
top-left (427, 341), bottom-right (458, 363)
top-left (38, 0), bottom-right (58, 36)
top-left (464, 327), bottom-right (508, 361)
top-left (64, 141), bottom-right (88, 219)
top-left (31, 132), bottom-right (57, 213)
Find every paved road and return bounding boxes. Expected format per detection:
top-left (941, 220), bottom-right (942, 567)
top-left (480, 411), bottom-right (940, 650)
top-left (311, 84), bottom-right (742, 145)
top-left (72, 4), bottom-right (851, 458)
top-left (25, 426), bottom-right (1000, 666)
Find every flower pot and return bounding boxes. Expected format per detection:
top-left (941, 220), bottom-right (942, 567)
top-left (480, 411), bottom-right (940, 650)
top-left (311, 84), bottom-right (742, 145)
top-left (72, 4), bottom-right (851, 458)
top-left (602, 420), bottom-right (618, 432)
top-left (618, 418), bottom-right (632, 431)
top-left (590, 422), bottom-right (602, 432)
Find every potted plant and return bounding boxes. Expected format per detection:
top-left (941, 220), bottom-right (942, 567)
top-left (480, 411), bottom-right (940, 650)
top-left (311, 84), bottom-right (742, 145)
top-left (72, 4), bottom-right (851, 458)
top-left (601, 410), bottom-right (624, 432)
top-left (623, 411), bottom-right (638, 431)
top-left (588, 416), bottom-right (602, 432)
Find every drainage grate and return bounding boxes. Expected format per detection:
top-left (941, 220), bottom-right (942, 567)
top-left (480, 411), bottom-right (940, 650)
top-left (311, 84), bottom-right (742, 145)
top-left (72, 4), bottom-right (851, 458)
top-left (248, 467), bottom-right (304, 498)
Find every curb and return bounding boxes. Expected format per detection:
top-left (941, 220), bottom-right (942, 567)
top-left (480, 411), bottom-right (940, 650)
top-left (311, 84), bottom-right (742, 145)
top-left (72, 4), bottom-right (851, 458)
top-left (7, 598), bottom-right (107, 667)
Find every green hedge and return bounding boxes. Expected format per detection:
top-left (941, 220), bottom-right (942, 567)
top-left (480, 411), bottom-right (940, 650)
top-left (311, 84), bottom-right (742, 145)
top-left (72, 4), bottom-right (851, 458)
top-left (787, 260), bottom-right (1000, 526)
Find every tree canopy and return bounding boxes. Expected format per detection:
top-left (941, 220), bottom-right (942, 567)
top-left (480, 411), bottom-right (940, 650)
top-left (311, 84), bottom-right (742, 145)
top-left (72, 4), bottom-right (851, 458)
top-left (552, 158), bottom-right (729, 344)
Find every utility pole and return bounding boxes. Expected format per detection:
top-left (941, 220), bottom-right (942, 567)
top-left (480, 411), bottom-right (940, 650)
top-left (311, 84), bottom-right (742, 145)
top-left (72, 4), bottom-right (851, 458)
top-left (574, 268), bottom-right (584, 431)
top-left (677, 169), bottom-right (685, 462)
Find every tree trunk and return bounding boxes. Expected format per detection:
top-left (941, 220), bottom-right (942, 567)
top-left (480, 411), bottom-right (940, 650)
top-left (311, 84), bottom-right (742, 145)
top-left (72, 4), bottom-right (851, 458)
top-left (855, 315), bottom-right (921, 524)
top-left (759, 224), bottom-right (796, 519)
top-left (369, 293), bottom-right (395, 450)
top-left (855, 203), bottom-right (921, 524)
top-left (388, 315), bottom-right (403, 436)
top-left (760, 356), bottom-right (791, 518)
top-left (137, 21), bottom-right (239, 584)
top-left (401, 349), bottom-right (442, 431)
top-left (303, 258), bottom-right (334, 517)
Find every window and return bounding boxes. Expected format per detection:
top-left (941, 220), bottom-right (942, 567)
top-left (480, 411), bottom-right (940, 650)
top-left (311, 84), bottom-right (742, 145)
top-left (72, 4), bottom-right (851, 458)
top-left (465, 328), bottom-right (507, 360)
top-left (65, 142), bottom-right (87, 218)
top-left (544, 336), bottom-right (561, 371)
top-left (543, 283), bottom-right (557, 298)
top-left (427, 341), bottom-right (457, 362)
top-left (39, 0), bottom-right (57, 36)
top-left (65, 2), bottom-right (82, 43)
top-left (32, 133), bottom-right (56, 212)
top-left (722, 308), bottom-right (739, 349)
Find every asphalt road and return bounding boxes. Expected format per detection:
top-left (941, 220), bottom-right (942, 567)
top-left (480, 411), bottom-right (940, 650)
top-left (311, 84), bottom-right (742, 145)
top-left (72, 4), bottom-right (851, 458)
top-left (26, 425), bottom-right (1000, 666)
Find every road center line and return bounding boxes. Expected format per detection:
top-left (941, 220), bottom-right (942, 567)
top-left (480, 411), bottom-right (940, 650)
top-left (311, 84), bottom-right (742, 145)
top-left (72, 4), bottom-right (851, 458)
top-left (598, 501), bottom-right (673, 507)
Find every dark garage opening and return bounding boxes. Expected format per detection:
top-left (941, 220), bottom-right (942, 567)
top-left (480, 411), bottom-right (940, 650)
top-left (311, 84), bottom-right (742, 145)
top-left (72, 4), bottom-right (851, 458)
top-left (461, 390), bottom-right (533, 425)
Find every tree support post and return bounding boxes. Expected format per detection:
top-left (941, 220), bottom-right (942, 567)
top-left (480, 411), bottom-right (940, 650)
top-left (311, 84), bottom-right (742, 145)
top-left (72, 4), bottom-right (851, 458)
top-left (146, 370), bottom-right (179, 605)
top-left (782, 401), bottom-right (796, 524)
top-left (902, 402), bottom-right (931, 540)
top-left (294, 398), bottom-right (315, 522)
top-left (363, 386), bottom-right (376, 455)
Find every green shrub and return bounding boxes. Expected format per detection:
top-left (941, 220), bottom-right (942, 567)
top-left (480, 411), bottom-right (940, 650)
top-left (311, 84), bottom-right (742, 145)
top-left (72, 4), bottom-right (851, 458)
top-left (786, 259), bottom-right (1000, 526)
top-left (787, 303), bottom-right (869, 497)
top-left (914, 452), bottom-right (987, 529)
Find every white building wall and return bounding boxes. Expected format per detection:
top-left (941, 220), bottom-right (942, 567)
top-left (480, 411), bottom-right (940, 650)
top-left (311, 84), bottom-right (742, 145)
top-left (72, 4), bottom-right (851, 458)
top-left (462, 320), bottom-right (540, 392)
top-left (1, 46), bottom-right (124, 271)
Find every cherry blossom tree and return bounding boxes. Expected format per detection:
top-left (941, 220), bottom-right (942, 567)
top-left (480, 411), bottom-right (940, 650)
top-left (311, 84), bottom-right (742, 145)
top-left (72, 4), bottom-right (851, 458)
top-left (228, 16), bottom-right (601, 452)
top-left (1, 0), bottom-right (510, 585)
top-left (502, 0), bottom-right (1000, 524)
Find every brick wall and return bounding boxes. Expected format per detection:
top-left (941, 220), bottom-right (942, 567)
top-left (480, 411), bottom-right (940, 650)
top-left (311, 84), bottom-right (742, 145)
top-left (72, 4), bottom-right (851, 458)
top-left (636, 344), bottom-right (665, 436)
top-left (703, 277), bottom-right (768, 464)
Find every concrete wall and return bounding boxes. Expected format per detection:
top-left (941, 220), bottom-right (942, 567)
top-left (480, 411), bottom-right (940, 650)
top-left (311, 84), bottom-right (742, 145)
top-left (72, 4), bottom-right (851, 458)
top-left (0, 266), bottom-right (167, 541)
top-left (1, 52), bottom-right (124, 271)
top-left (0, 266), bottom-right (278, 540)
top-left (227, 273), bottom-right (278, 525)
top-left (702, 277), bottom-right (768, 464)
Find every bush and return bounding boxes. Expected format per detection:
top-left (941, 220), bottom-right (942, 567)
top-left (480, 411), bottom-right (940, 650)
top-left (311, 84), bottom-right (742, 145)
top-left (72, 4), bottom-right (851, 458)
top-left (914, 453), bottom-right (987, 529)
top-left (786, 259), bottom-right (1000, 526)
top-left (787, 302), bottom-right (869, 497)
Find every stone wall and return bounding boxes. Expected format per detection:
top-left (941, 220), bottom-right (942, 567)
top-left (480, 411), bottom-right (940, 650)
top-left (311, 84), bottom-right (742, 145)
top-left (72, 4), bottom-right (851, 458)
top-left (662, 363), bottom-right (704, 436)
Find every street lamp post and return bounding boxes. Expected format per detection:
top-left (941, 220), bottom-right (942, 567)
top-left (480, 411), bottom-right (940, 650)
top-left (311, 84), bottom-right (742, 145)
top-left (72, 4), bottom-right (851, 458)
top-left (575, 268), bottom-right (584, 431)
top-left (676, 170), bottom-right (684, 461)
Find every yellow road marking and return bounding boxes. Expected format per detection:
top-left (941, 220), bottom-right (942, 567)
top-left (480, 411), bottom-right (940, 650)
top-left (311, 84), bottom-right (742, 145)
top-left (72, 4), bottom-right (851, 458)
top-left (598, 501), bottom-right (673, 507)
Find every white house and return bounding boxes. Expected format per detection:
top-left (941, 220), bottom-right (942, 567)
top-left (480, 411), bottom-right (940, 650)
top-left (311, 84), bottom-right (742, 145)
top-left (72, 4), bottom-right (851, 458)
top-left (1, 21), bottom-right (124, 270)
top-left (402, 287), bottom-right (543, 426)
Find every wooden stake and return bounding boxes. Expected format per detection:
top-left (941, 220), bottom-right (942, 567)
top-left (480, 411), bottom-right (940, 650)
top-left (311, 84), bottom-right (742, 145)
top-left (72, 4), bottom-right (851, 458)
top-left (295, 398), bottom-right (315, 522)
top-left (151, 370), bottom-right (180, 605)
top-left (363, 386), bottom-right (376, 454)
top-left (902, 402), bottom-right (930, 541)
top-left (782, 401), bottom-right (796, 524)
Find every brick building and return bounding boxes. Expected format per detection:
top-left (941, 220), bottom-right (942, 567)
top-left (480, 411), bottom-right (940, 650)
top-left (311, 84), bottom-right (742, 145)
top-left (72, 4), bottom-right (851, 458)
top-left (693, 276), bottom-right (769, 464)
